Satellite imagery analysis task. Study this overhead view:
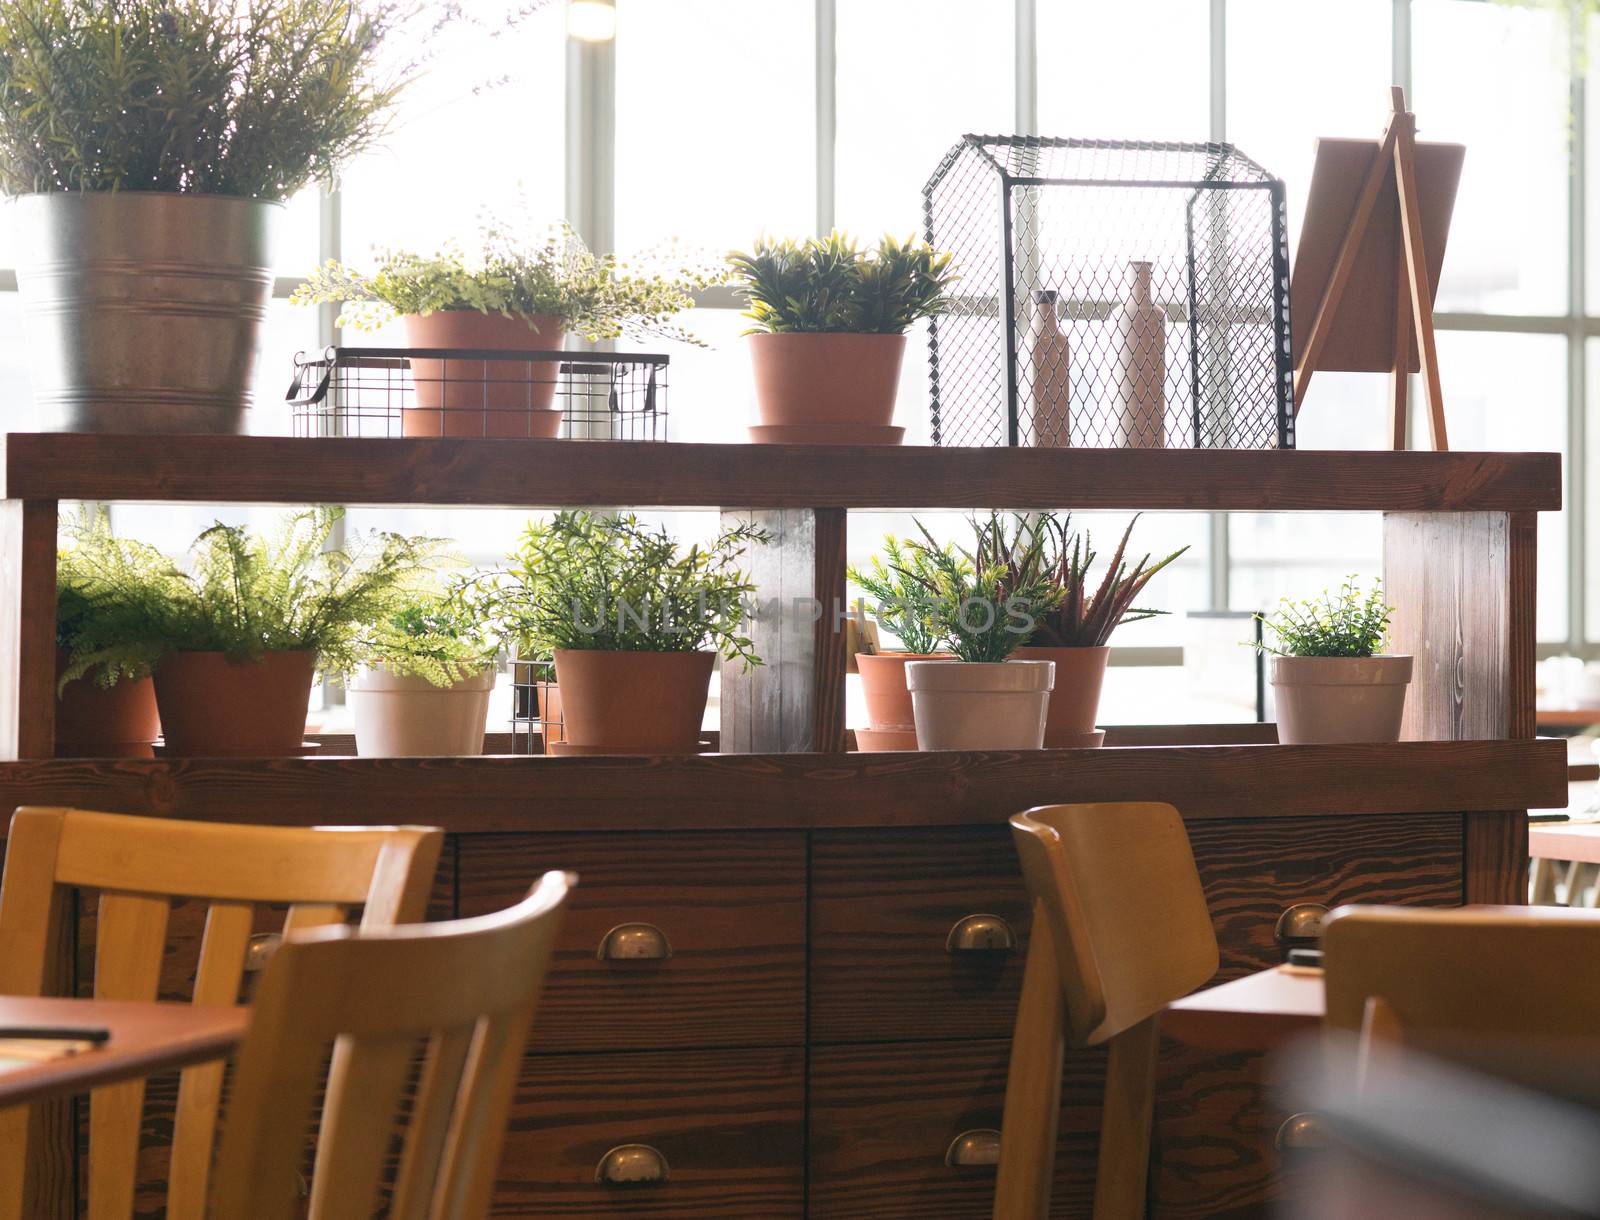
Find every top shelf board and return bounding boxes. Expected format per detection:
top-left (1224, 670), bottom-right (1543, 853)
top-left (0, 434), bottom-right (1562, 513)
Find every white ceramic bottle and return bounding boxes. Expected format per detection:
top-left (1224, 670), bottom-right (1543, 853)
top-left (1026, 288), bottom-right (1071, 447)
top-left (1113, 260), bottom-right (1165, 448)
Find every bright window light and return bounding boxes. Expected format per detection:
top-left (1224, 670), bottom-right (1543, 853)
top-left (568, 0), bottom-right (616, 42)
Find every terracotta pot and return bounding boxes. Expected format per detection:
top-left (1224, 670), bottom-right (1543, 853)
top-left (153, 650), bottom-right (316, 757)
top-left (552, 649), bottom-right (715, 755)
top-left (905, 659), bottom-right (1055, 751)
top-left (537, 683), bottom-right (566, 748)
top-left (1011, 645), bottom-right (1110, 748)
top-left (54, 652), bottom-right (160, 758)
top-left (347, 665), bottom-right (494, 757)
top-left (853, 726), bottom-right (920, 752)
top-left (401, 311), bottom-right (565, 438)
top-left (1270, 654), bottom-right (1413, 745)
top-left (747, 332), bottom-right (907, 434)
top-left (856, 652), bottom-right (954, 733)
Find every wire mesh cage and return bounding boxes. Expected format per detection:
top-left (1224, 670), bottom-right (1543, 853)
top-left (509, 657), bottom-right (564, 755)
top-left (923, 136), bottom-right (1294, 450)
top-left (286, 347), bottom-right (668, 440)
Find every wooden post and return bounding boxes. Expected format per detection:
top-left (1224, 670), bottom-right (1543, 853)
top-left (0, 500), bottom-right (58, 761)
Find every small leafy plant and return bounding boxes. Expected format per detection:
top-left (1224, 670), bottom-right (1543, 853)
top-left (847, 535), bottom-right (966, 655)
top-left (1020, 514), bottom-right (1190, 648)
top-left (359, 583), bottom-right (501, 687)
top-left (294, 219), bottom-right (723, 343)
top-left (480, 512), bottom-right (769, 668)
top-left (899, 514), bottom-right (1062, 664)
top-left (1255, 578), bottom-right (1395, 658)
top-left (729, 232), bottom-right (957, 335)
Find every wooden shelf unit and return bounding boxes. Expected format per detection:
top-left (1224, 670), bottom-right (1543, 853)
top-left (0, 434), bottom-right (1561, 1218)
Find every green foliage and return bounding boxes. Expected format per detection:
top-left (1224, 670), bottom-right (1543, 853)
top-left (156, 507), bottom-right (445, 672)
top-left (1255, 578), bottom-right (1394, 658)
top-left (898, 514), bottom-right (1063, 664)
top-left (359, 581), bottom-right (500, 687)
top-left (293, 219), bottom-right (724, 342)
top-left (56, 506), bottom-right (187, 690)
top-left (847, 535), bottom-right (966, 656)
top-left (1018, 514), bottom-right (1190, 648)
top-left (729, 232), bottom-right (957, 335)
top-left (479, 511), bottom-right (768, 668)
top-left (0, 0), bottom-right (413, 198)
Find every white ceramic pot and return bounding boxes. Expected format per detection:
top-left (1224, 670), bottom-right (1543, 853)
top-left (347, 666), bottom-right (495, 757)
top-left (1270, 655), bottom-right (1413, 745)
top-left (905, 659), bottom-right (1056, 751)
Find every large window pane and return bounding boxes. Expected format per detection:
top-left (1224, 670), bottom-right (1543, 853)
top-left (1416, 0), bottom-right (1568, 315)
top-left (836, 2), bottom-right (1013, 240)
top-left (616, 1), bottom-right (813, 251)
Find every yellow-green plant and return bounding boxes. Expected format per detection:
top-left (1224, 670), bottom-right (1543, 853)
top-left (1254, 578), bottom-right (1394, 658)
top-left (847, 535), bottom-right (966, 655)
top-left (729, 232), bottom-right (957, 335)
top-left (359, 582), bottom-right (500, 687)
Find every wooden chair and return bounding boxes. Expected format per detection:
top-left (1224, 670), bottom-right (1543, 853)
top-left (1322, 904), bottom-right (1600, 1097)
top-left (995, 803), bottom-right (1219, 1220)
top-left (0, 807), bottom-right (444, 1220)
top-left (211, 870), bottom-right (571, 1220)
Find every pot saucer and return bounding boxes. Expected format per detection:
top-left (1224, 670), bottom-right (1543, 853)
top-left (154, 741), bottom-right (322, 758)
top-left (1045, 729), bottom-right (1106, 749)
top-left (853, 726), bottom-right (921, 752)
top-left (749, 424), bottom-right (906, 445)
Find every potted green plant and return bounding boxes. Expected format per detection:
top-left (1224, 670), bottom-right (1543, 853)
top-left (347, 583), bottom-right (501, 757)
top-left (54, 509), bottom-right (184, 758)
top-left (898, 514), bottom-right (1060, 751)
top-left (294, 220), bottom-right (719, 438)
top-left (0, 0), bottom-right (408, 433)
top-left (1011, 514), bottom-right (1189, 748)
top-left (847, 535), bottom-right (960, 751)
top-left (484, 511), bottom-right (766, 755)
top-left (728, 232), bottom-right (957, 444)
top-left (151, 507), bottom-right (442, 757)
top-left (1253, 579), bottom-right (1412, 745)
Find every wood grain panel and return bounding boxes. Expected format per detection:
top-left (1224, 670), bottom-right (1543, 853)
top-left (808, 1038), bottom-right (1102, 1218)
top-left (0, 499), bottom-right (57, 759)
top-left (0, 738), bottom-right (1564, 832)
top-left (494, 1047), bottom-right (804, 1217)
top-left (812, 506), bottom-right (848, 753)
top-left (458, 834), bottom-right (805, 1052)
top-left (0, 434), bottom-right (1561, 512)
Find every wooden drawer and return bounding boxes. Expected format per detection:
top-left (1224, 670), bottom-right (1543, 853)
top-left (493, 1047), bottom-right (805, 1217)
top-left (809, 1038), bottom-right (1102, 1218)
top-left (811, 815), bottom-right (1464, 1044)
top-left (459, 833), bottom-right (806, 1052)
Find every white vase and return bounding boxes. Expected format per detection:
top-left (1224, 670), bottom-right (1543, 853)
top-left (1270, 655), bottom-right (1413, 745)
top-left (348, 665), bottom-right (495, 757)
top-left (904, 659), bottom-right (1056, 751)
top-left (1027, 288), bottom-right (1071, 447)
top-left (1112, 260), bottom-right (1165, 448)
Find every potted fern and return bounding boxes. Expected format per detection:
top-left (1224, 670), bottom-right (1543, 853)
top-left (55, 509), bottom-right (183, 758)
top-left (151, 508), bottom-right (442, 757)
top-left (483, 512), bottom-right (766, 755)
top-left (728, 232), bottom-right (956, 444)
top-left (1011, 514), bottom-right (1189, 748)
top-left (1254, 579), bottom-right (1413, 745)
top-left (295, 220), bottom-right (718, 438)
top-left (898, 515), bottom-right (1059, 751)
top-left (347, 584), bottom-right (501, 757)
top-left (847, 535), bottom-right (959, 751)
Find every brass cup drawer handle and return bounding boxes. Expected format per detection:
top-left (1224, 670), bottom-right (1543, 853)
top-left (946, 914), bottom-right (1016, 953)
top-left (1274, 903), bottom-right (1329, 946)
top-left (595, 1143), bottom-right (670, 1185)
top-left (1274, 1111), bottom-right (1329, 1151)
top-left (944, 1128), bottom-right (1001, 1167)
top-left (597, 922), bottom-right (673, 962)
top-left (244, 932), bottom-right (282, 973)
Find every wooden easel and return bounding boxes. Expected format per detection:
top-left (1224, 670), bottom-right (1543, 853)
top-left (1293, 88), bottom-right (1461, 450)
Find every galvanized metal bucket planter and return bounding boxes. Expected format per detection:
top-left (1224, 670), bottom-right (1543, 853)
top-left (14, 192), bottom-right (279, 434)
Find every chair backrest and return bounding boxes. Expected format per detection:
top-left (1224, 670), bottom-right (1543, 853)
top-left (996, 803), bottom-right (1218, 1220)
top-left (0, 806), bottom-right (443, 1220)
top-left (211, 871), bottom-right (571, 1220)
top-left (1323, 904), bottom-right (1600, 1095)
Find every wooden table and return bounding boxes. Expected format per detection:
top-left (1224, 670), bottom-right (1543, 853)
top-left (0, 996), bottom-right (247, 1108)
top-left (1163, 967), bottom-right (1325, 1051)
top-left (1530, 821), bottom-right (1600, 864)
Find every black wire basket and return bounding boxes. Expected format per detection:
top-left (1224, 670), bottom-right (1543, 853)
top-left (923, 136), bottom-right (1294, 450)
top-left (286, 347), bottom-right (668, 440)
top-left (509, 657), bottom-right (564, 755)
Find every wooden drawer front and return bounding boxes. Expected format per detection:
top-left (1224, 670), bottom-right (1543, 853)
top-left (811, 829), bottom-right (1031, 1044)
top-left (459, 833), bottom-right (806, 1052)
top-left (494, 1047), bottom-right (805, 1217)
top-left (809, 1038), bottom-right (1102, 1218)
top-left (1190, 812), bottom-right (1464, 981)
